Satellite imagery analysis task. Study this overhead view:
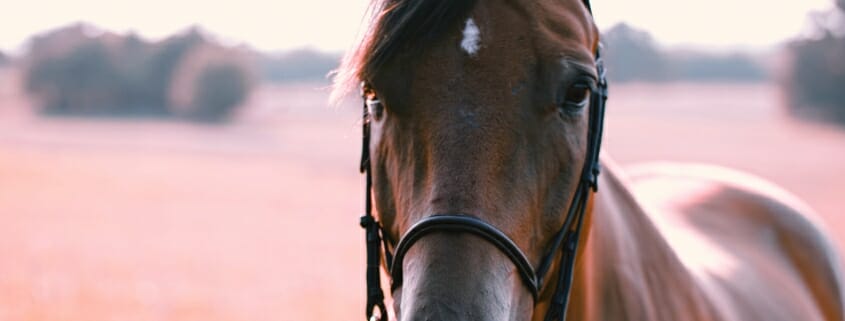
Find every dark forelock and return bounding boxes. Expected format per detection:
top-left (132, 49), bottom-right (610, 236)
top-left (332, 0), bottom-right (479, 102)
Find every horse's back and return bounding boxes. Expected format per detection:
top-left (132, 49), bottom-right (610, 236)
top-left (626, 162), bottom-right (844, 321)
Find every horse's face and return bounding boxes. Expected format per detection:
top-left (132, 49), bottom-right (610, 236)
top-left (364, 0), bottom-right (599, 320)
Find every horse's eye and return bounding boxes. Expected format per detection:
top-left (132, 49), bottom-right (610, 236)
top-left (561, 83), bottom-right (591, 110)
top-left (366, 97), bottom-right (385, 121)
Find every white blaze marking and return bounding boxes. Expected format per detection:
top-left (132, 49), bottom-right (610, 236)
top-left (461, 18), bottom-right (481, 56)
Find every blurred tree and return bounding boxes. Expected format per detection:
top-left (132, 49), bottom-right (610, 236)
top-left (116, 33), bottom-right (157, 113)
top-left (22, 24), bottom-right (253, 121)
top-left (189, 63), bottom-right (252, 122)
top-left (602, 23), bottom-right (768, 83)
top-left (143, 29), bottom-right (206, 114)
top-left (785, 3), bottom-right (845, 124)
top-left (603, 23), bottom-right (670, 82)
top-left (26, 41), bottom-right (125, 114)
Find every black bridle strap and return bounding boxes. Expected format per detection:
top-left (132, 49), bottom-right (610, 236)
top-left (360, 92), bottom-right (388, 321)
top-left (389, 215), bottom-right (540, 296)
top-left (543, 50), bottom-right (607, 321)
top-left (543, 48), bottom-right (608, 277)
top-left (543, 183), bottom-right (591, 321)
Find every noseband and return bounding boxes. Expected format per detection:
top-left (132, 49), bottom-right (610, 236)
top-left (357, 4), bottom-right (608, 321)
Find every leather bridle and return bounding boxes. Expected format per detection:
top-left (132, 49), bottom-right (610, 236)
top-left (357, 3), bottom-right (607, 321)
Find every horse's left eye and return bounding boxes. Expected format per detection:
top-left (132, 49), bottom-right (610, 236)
top-left (561, 83), bottom-right (591, 110)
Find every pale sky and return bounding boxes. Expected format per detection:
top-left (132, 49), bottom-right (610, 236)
top-left (0, 0), bottom-right (836, 54)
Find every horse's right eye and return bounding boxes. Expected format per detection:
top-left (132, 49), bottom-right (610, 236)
top-left (367, 97), bottom-right (385, 122)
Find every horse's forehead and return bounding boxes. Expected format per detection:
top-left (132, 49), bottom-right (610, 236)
top-left (407, 0), bottom-right (594, 98)
top-left (460, 0), bottom-right (595, 59)
top-left (411, 0), bottom-right (595, 84)
top-left (374, 0), bottom-right (596, 108)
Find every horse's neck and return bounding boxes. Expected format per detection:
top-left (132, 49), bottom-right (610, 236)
top-left (573, 159), bottom-right (716, 321)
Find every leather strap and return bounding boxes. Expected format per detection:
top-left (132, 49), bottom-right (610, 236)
top-left (389, 215), bottom-right (540, 297)
top-left (360, 91), bottom-right (388, 321)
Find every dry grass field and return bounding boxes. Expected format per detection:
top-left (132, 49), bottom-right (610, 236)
top-left (0, 70), bottom-right (843, 320)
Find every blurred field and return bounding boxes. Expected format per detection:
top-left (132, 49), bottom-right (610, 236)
top-left (0, 76), bottom-right (843, 320)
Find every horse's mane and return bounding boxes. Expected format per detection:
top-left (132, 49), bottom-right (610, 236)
top-left (330, 0), bottom-right (479, 104)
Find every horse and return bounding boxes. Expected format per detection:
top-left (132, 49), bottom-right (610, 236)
top-left (331, 0), bottom-right (845, 320)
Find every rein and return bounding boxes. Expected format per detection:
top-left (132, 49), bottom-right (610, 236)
top-left (358, 3), bottom-right (607, 321)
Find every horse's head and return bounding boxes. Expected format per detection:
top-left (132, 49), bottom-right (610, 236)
top-left (335, 0), bottom-right (602, 320)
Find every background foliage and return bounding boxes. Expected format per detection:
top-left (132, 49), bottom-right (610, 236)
top-left (24, 25), bottom-right (254, 122)
top-left (784, 4), bottom-right (845, 124)
top-left (602, 24), bottom-right (768, 83)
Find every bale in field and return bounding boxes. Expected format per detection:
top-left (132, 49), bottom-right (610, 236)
top-left (167, 43), bottom-right (254, 122)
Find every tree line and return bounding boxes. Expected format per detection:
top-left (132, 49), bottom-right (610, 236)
top-left (12, 16), bottom-right (844, 125)
top-left (602, 23), bottom-right (768, 83)
top-left (23, 24), bottom-right (253, 122)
